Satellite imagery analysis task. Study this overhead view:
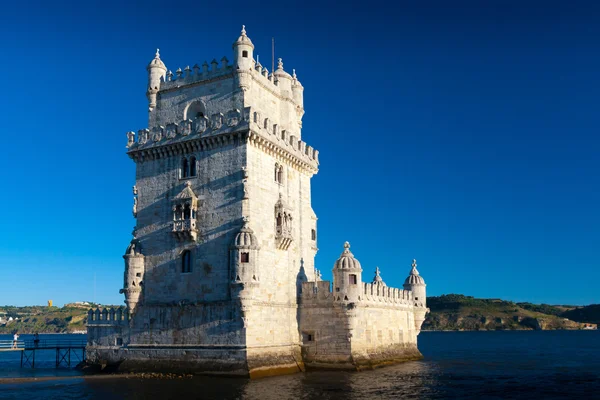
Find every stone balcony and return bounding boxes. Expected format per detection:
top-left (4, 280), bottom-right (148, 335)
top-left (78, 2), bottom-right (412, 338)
top-left (276, 225), bottom-right (293, 250)
top-left (172, 218), bottom-right (198, 241)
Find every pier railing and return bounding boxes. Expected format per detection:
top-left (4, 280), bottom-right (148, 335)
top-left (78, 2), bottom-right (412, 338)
top-left (0, 340), bottom-right (25, 350)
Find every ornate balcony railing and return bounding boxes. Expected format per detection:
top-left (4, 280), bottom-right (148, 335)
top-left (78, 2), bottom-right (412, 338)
top-left (172, 218), bottom-right (198, 241)
top-left (275, 225), bottom-right (293, 250)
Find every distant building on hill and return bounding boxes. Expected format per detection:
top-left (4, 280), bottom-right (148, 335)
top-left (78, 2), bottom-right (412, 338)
top-left (86, 27), bottom-right (430, 377)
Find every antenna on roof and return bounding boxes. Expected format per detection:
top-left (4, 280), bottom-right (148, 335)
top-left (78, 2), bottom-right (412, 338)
top-left (272, 37), bottom-right (275, 75)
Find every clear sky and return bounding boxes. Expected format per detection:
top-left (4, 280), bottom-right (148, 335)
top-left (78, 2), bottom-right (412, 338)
top-left (0, 0), bottom-right (598, 307)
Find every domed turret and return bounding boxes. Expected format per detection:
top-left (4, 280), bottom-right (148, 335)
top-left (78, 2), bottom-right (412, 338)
top-left (372, 266), bottom-right (386, 286)
top-left (120, 235), bottom-right (145, 314)
top-left (146, 49), bottom-right (167, 112)
top-left (233, 25), bottom-right (254, 71)
top-left (403, 259), bottom-right (426, 307)
top-left (273, 58), bottom-right (293, 96)
top-left (332, 242), bottom-right (363, 302)
top-left (291, 69), bottom-right (304, 109)
top-left (230, 217), bottom-right (260, 284)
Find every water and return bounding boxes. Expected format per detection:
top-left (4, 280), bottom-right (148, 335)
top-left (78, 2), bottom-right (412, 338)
top-left (0, 331), bottom-right (599, 399)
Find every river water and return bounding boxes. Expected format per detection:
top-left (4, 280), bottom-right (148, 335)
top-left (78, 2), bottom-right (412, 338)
top-left (0, 331), bottom-right (599, 399)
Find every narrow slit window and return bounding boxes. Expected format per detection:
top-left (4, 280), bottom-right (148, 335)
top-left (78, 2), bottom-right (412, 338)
top-left (311, 229), bottom-right (316, 241)
top-left (189, 156), bottom-right (197, 177)
top-left (182, 158), bottom-right (189, 178)
top-left (182, 250), bottom-right (192, 273)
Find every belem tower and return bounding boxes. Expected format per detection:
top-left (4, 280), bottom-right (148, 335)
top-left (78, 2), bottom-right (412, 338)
top-left (86, 27), bottom-right (429, 377)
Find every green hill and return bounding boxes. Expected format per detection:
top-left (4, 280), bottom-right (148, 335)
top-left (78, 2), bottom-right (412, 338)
top-left (423, 294), bottom-right (596, 331)
top-left (1, 297), bottom-right (597, 333)
top-left (0, 305), bottom-right (95, 334)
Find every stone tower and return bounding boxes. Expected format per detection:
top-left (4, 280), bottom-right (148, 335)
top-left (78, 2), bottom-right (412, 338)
top-left (86, 27), bottom-right (429, 376)
top-left (87, 27), bottom-right (320, 377)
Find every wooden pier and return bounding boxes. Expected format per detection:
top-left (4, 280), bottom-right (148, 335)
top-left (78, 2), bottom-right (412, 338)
top-left (0, 339), bottom-right (86, 368)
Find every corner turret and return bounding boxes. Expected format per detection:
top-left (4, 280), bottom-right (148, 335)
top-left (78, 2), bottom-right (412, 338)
top-left (403, 259), bottom-right (428, 333)
top-left (291, 69), bottom-right (305, 112)
top-left (146, 49), bottom-right (167, 112)
top-left (119, 234), bottom-right (145, 314)
top-left (274, 58), bottom-right (293, 96)
top-left (403, 259), bottom-right (426, 307)
top-left (233, 25), bottom-right (254, 71)
top-left (332, 242), bottom-right (363, 302)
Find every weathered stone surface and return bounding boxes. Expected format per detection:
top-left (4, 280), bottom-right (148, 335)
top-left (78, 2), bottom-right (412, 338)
top-left (86, 26), bottom-right (429, 377)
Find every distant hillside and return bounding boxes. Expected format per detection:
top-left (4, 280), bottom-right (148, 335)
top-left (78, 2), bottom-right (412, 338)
top-left (1, 297), bottom-right (597, 333)
top-left (561, 304), bottom-right (600, 324)
top-left (0, 305), bottom-right (95, 334)
top-left (423, 294), bottom-right (597, 331)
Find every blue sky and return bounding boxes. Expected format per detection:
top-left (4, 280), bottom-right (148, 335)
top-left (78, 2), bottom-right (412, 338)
top-left (0, 0), bottom-right (598, 306)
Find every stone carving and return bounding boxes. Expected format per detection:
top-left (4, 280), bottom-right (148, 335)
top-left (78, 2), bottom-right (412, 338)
top-left (126, 131), bottom-right (135, 148)
top-left (152, 126), bottom-right (163, 142)
top-left (138, 129), bottom-right (149, 145)
top-left (226, 109), bottom-right (241, 127)
top-left (193, 116), bottom-right (208, 135)
top-left (165, 123), bottom-right (178, 139)
top-left (180, 119), bottom-right (192, 136)
top-left (132, 197), bottom-right (137, 217)
top-left (211, 113), bottom-right (223, 130)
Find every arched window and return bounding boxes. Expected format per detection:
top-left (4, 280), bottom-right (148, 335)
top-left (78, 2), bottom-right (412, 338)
top-left (182, 158), bottom-right (189, 178)
top-left (276, 214), bottom-right (282, 227)
top-left (274, 163), bottom-right (279, 182)
top-left (175, 204), bottom-right (183, 220)
top-left (277, 166), bottom-right (283, 184)
top-left (183, 204), bottom-right (191, 219)
top-left (253, 112), bottom-right (258, 123)
top-left (185, 101), bottom-right (206, 121)
top-left (264, 118), bottom-right (269, 130)
top-left (189, 156), bottom-right (197, 177)
top-left (182, 250), bottom-right (192, 273)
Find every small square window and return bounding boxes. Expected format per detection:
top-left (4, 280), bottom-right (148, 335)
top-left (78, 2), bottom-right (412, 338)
top-left (241, 252), bottom-right (250, 263)
top-left (136, 273), bottom-right (141, 277)
top-left (349, 274), bottom-right (357, 285)
top-left (335, 287), bottom-right (340, 292)
top-left (116, 337), bottom-right (123, 346)
top-left (242, 50), bottom-right (248, 58)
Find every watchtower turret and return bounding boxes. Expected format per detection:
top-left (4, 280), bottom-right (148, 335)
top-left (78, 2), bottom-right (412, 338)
top-left (233, 25), bottom-right (254, 71)
top-left (120, 235), bottom-right (145, 314)
top-left (332, 242), bottom-right (363, 302)
top-left (146, 49), bottom-right (167, 112)
top-left (403, 259), bottom-right (426, 307)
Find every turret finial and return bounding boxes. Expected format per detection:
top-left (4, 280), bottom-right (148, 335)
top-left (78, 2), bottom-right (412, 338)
top-left (155, 48), bottom-right (160, 58)
top-left (412, 259), bottom-right (417, 268)
top-left (292, 69), bottom-right (297, 79)
top-left (344, 241), bottom-right (350, 250)
top-left (277, 58), bottom-right (283, 70)
top-left (242, 215), bottom-right (250, 224)
top-left (241, 25), bottom-right (246, 35)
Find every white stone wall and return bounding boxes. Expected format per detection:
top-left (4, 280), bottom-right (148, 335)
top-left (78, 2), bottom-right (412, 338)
top-left (134, 142), bottom-right (245, 305)
top-left (243, 139), bottom-right (317, 349)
